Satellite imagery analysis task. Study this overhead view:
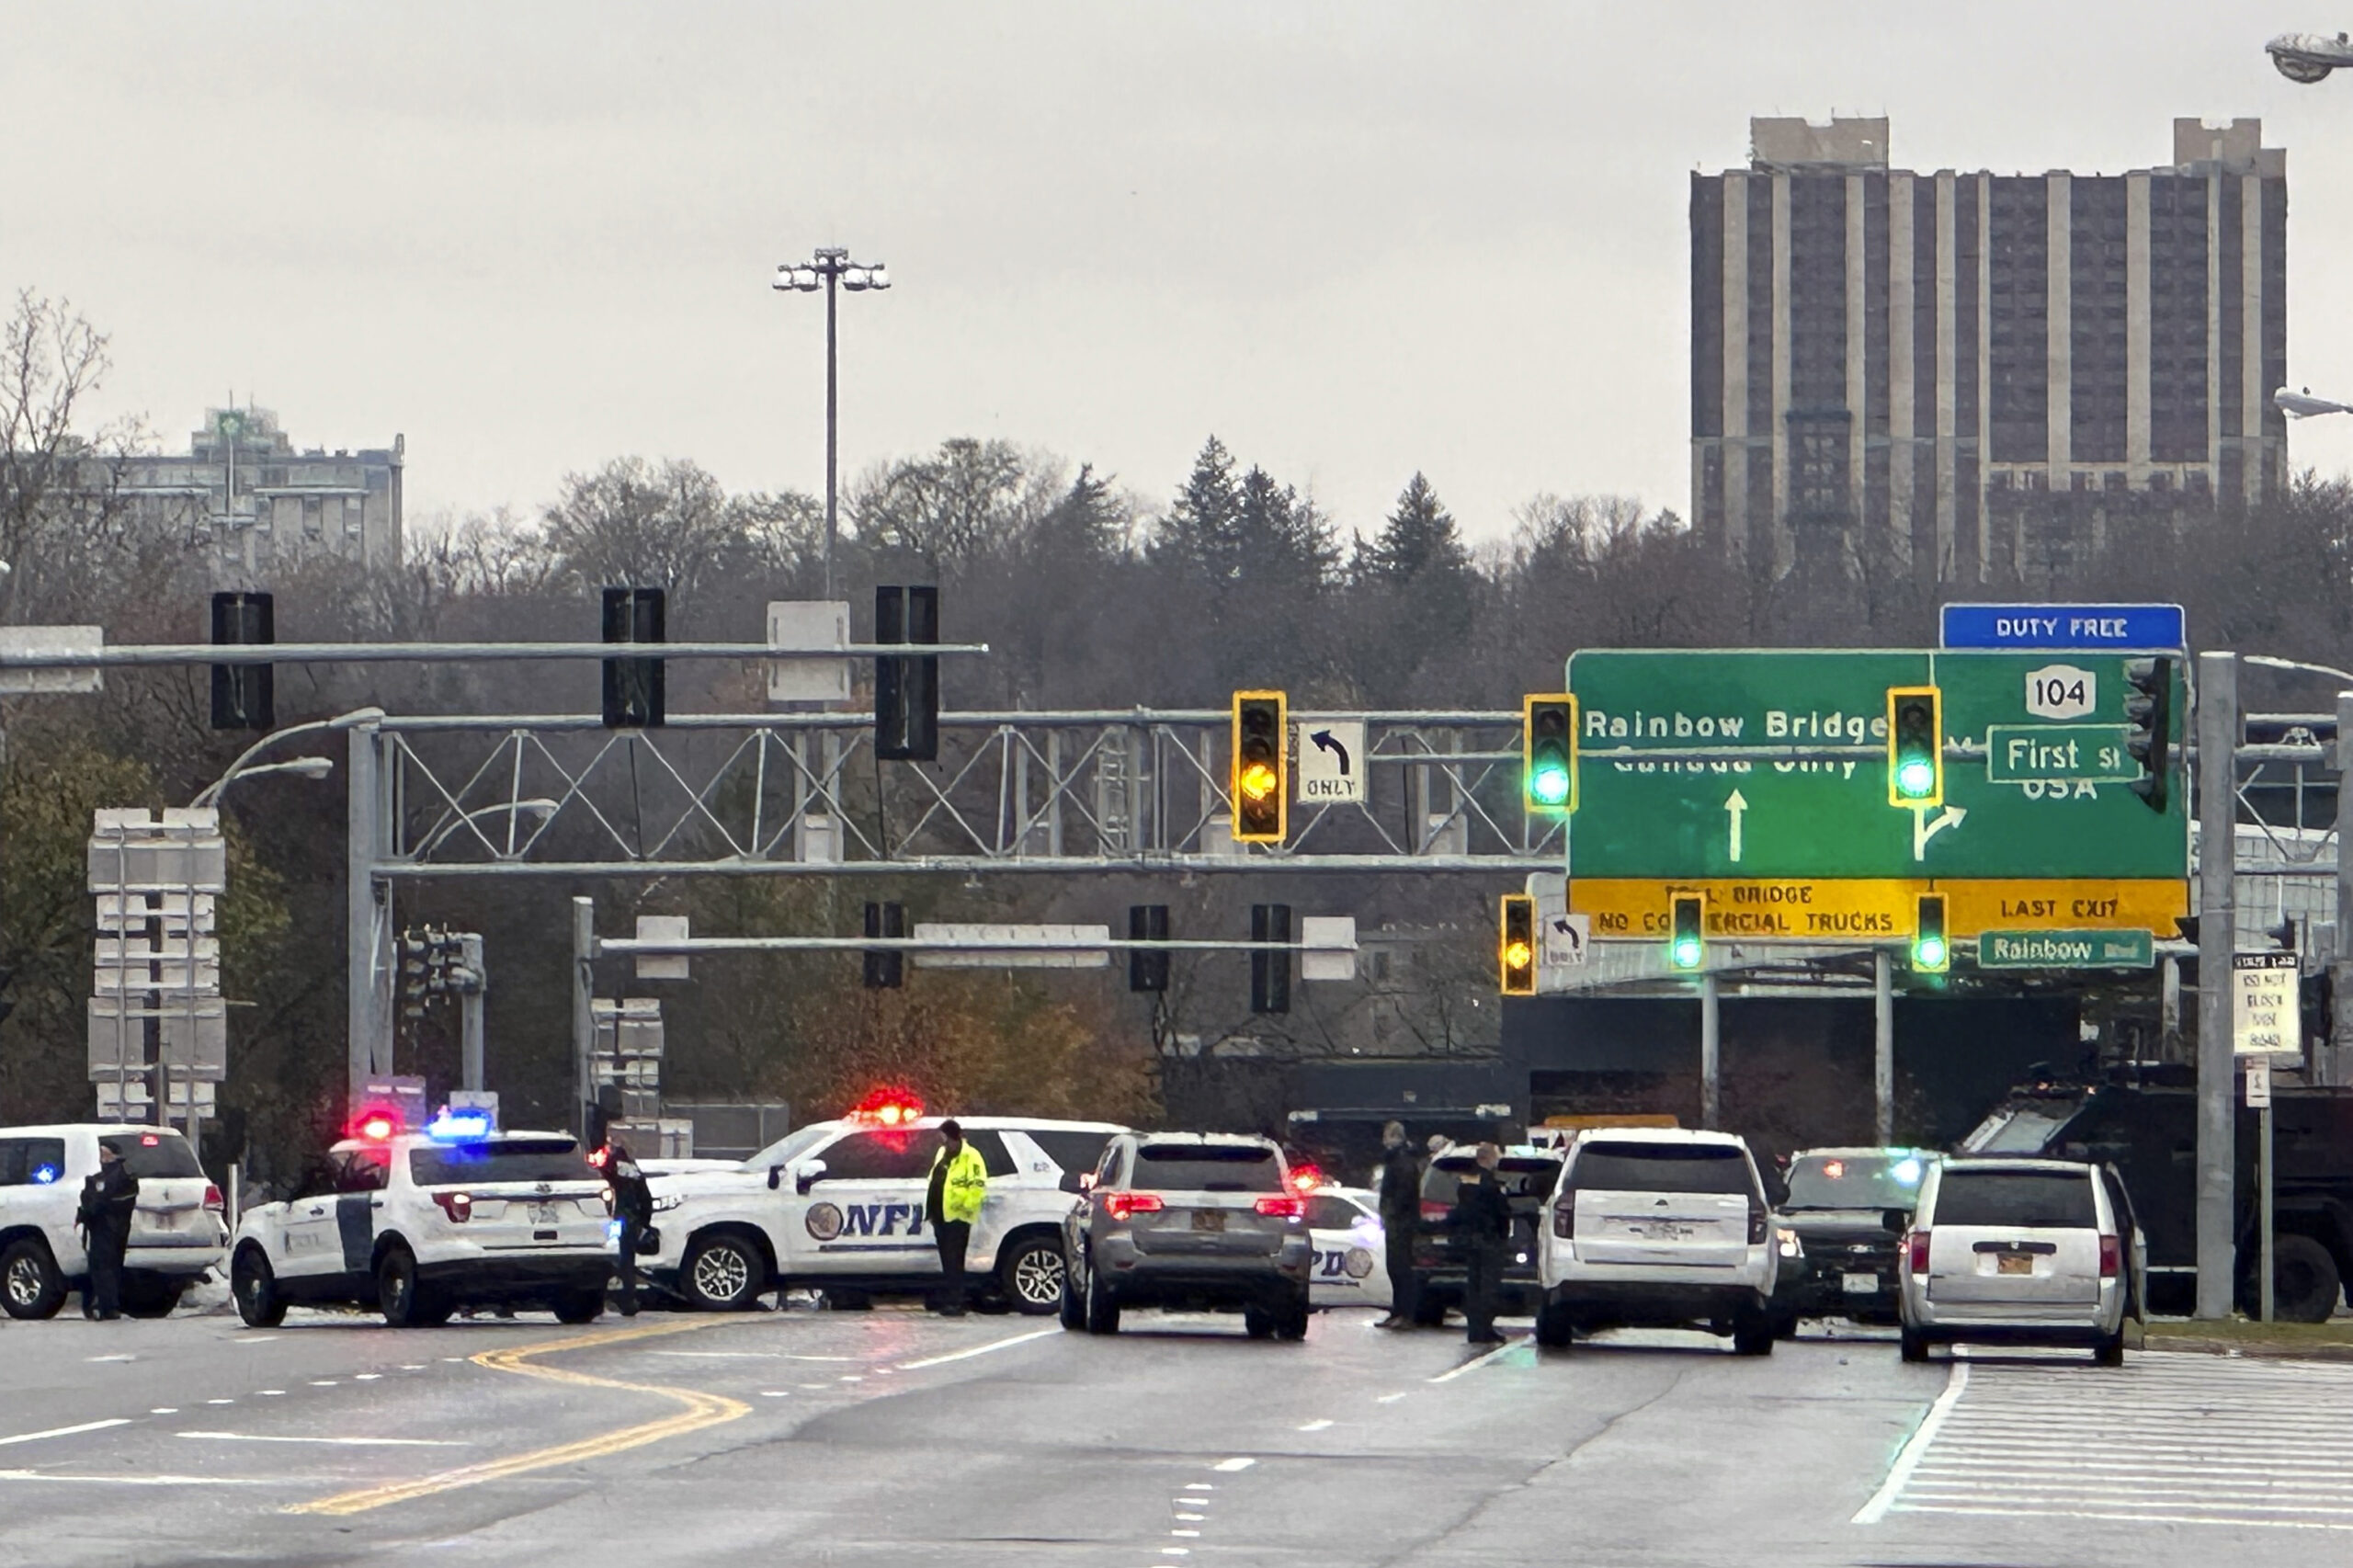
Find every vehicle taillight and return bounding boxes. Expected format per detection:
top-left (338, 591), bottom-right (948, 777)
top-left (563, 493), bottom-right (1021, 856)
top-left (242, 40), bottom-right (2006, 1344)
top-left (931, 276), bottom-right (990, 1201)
top-left (1421, 1199), bottom-right (1451, 1222)
top-left (1254, 1196), bottom-right (1305, 1219)
top-left (1101, 1192), bottom-right (1163, 1222)
top-left (1907, 1231), bottom-right (1930, 1274)
top-left (2099, 1233), bottom-right (2120, 1278)
top-left (201, 1184), bottom-right (223, 1212)
top-left (1552, 1202), bottom-right (1575, 1240)
top-left (1747, 1200), bottom-right (1768, 1245)
top-left (432, 1191), bottom-right (473, 1224)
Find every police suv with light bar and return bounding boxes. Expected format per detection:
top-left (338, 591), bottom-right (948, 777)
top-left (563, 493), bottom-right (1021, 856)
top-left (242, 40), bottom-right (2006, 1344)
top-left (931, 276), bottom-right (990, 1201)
top-left (229, 1114), bottom-right (614, 1327)
top-left (646, 1096), bottom-right (1125, 1313)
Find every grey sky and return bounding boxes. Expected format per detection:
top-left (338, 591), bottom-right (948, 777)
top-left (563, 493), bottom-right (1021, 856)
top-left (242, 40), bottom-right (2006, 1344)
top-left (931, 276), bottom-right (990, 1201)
top-left (6, 2), bottom-right (2351, 546)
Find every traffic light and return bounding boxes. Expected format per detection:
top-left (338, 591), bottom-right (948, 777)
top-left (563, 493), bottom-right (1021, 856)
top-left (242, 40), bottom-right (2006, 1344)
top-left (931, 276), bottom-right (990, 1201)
top-left (863, 901), bottom-right (904, 989)
top-left (1250, 903), bottom-right (1291, 1014)
top-left (1523, 695), bottom-right (1578, 815)
top-left (1231, 691), bottom-right (1288, 843)
top-left (875, 585), bottom-right (940, 762)
top-left (1129, 904), bottom-right (1169, 994)
top-left (1667, 893), bottom-right (1704, 971)
top-left (1499, 894), bottom-right (1537, 995)
top-left (210, 590), bottom-right (275, 731)
top-left (600, 586), bottom-right (666, 729)
top-left (1886, 686), bottom-right (1943, 808)
top-left (1912, 892), bottom-right (1949, 974)
top-left (2123, 655), bottom-right (2173, 814)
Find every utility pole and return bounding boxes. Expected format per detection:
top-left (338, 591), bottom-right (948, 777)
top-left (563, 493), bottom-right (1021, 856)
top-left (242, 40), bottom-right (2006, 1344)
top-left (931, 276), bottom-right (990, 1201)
top-left (2333, 688), bottom-right (2353, 1087)
top-left (2194, 651), bottom-right (2238, 1320)
top-left (572, 897), bottom-right (596, 1142)
top-left (1874, 949), bottom-right (1895, 1145)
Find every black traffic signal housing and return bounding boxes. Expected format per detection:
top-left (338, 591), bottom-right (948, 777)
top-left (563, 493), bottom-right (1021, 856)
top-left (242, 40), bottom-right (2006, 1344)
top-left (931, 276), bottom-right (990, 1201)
top-left (1667, 892), bottom-right (1704, 971)
top-left (1912, 892), bottom-right (1949, 974)
top-left (875, 585), bottom-right (940, 762)
top-left (863, 901), bottom-right (905, 989)
top-left (210, 590), bottom-right (275, 731)
top-left (1231, 691), bottom-right (1288, 843)
top-left (1250, 903), bottom-right (1290, 1014)
top-left (1886, 686), bottom-right (1942, 808)
top-left (601, 586), bottom-right (666, 729)
top-left (1523, 695), bottom-right (1578, 815)
top-left (2123, 655), bottom-right (2173, 814)
top-left (1499, 894), bottom-right (1537, 995)
top-left (1129, 904), bottom-right (1169, 994)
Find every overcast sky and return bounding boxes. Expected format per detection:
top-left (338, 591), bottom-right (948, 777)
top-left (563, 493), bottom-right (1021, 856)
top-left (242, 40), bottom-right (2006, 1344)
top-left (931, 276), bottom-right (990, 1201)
top-left (7, 3), bottom-right (2353, 546)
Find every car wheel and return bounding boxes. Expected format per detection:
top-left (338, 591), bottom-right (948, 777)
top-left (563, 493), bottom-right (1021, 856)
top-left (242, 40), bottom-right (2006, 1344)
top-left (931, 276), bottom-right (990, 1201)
top-left (1731, 1312), bottom-right (1775, 1357)
top-left (232, 1244), bottom-right (287, 1329)
top-left (1899, 1326), bottom-right (1929, 1364)
top-left (998, 1234), bottom-right (1066, 1317)
top-left (2094, 1328), bottom-right (2125, 1367)
top-left (1534, 1301), bottom-right (1574, 1350)
top-left (2268, 1234), bottom-right (2344, 1324)
top-left (681, 1231), bottom-right (765, 1311)
top-left (0, 1238), bottom-right (66, 1321)
top-left (552, 1289), bottom-right (605, 1325)
top-left (1243, 1304), bottom-right (1275, 1340)
top-left (1275, 1289), bottom-right (1311, 1342)
top-left (1084, 1262), bottom-right (1120, 1335)
top-left (119, 1277), bottom-right (185, 1319)
top-left (378, 1244), bottom-right (437, 1328)
top-left (1058, 1252), bottom-right (1086, 1332)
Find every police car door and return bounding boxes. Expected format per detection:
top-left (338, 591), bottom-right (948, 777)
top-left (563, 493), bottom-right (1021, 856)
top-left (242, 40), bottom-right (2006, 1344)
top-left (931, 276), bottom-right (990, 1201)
top-left (785, 1127), bottom-right (946, 1279)
top-left (274, 1157), bottom-right (354, 1283)
top-left (1305, 1192), bottom-right (1392, 1310)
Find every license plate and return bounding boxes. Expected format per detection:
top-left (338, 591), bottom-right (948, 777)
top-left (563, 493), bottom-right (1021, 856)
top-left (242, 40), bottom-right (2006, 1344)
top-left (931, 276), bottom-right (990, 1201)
top-left (1190, 1210), bottom-right (1224, 1233)
top-left (1996, 1252), bottom-right (2033, 1276)
top-left (529, 1202), bottom-right (561, 1225)
top-left (1841, 1271), bottom-right (1879, 1294)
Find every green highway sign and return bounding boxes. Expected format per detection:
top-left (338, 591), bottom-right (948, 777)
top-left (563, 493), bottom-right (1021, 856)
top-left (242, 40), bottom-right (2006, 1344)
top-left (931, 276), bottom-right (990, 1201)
top-left (1563, 650), bottom-right (2188, 882)
top-left (1977, 928), bottom-right (2156, 969)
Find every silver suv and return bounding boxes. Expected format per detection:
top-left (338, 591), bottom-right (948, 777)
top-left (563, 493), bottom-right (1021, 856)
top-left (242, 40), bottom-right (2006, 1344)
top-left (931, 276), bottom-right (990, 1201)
top-left (1058, 1132), bottom-right (1313, 1339)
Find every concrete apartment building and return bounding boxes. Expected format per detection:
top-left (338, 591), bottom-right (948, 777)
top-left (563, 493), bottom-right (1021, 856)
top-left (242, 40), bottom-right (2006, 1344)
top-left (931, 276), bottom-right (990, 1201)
top-left (1690, 118), bottom-right (2287, 583)
top-left (115, 406), bottom-right (404, 579)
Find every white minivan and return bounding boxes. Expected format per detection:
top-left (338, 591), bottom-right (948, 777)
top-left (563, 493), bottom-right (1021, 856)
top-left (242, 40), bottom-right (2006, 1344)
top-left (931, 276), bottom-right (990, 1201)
top-left (0, 1124), bottom-right (225, 1319)
top-left (1536, 1128), bottom-right (1782, 1355)
top-left (1893, 1155), bottom-right (2139, 1365)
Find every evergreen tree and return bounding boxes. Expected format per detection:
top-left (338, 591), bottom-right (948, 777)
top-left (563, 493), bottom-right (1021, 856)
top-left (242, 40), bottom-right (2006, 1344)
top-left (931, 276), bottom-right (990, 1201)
top-left (1367, 472), bottom-right (1470, 588)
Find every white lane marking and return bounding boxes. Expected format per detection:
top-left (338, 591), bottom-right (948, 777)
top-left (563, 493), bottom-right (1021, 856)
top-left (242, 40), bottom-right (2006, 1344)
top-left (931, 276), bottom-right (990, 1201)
top-left (148, 1408), bottom-right (177, 1416)
top-left (1376, 1392), bottom-right (1408, 1403)
top-left (1297, 1418), bottom-right (1334, 1432)
top-left (176, 1431), bottom-right (472, 1448)
top-left (398, 1364), bottom-right (426, 1370)
top-left (1184, 1483), bottom-right (1213, 1491)
top-left (759, 1391), bottom-right (790, 1398)
top-left (205, 1399), bottom-right (234, 1405)
top-left (1212, 1457), bottom-right (1255, 1472)
top-left (798, 1383), bottom-right (831, 1390)
top-left (353, 1373), bottom-right (381, 1381)
top-left (232, 1335), bottom-right (278, 1346)
top-left (837, 1376), bottom-right (863, 1383)
top-left (1176, 1513), bottom-right (1205, 1522)
top-left (85, 1354), bottom-right (135, 1363)
top-left (0, 1419), bottom-right (132, 1449)
top-left (1854, 1361), bottom-right (1968, 1525)
top-left (1428, 1336), bottom-right (1524, 1384)
top-left (894, 1327), bottom-right (1059, 1372)
top-left (1890, 1502), bottom-right (2353, 1533)
top-left (309, 1381), bottom-right (338, 1387)
top-left (1171, 1529), bottom-right (1199, 1538)
top-left (0, 1470), bottom-right (282, 1488)
top-left (258, 1391), bottom-right (285, 1397)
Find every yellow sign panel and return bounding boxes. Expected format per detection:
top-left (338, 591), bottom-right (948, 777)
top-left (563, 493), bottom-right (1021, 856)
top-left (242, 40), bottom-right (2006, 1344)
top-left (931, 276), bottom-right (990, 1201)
top-left (1569, 878), bottom-right (2188, 942)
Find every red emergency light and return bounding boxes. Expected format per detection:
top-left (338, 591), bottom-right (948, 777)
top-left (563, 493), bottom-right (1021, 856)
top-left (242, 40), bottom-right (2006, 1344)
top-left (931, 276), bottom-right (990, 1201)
top-left (1289, 1164), bottom-right (1324, 1195)
top-left (353, 1109), bottom-right (400, 1142)
top-left (847, 1087), bottom-right (925, 1127)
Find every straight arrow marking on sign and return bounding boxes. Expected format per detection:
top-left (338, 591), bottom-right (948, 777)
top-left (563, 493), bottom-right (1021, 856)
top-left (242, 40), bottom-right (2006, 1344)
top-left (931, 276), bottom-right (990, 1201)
top-left (1723, 790), bottom-right (1747, 863)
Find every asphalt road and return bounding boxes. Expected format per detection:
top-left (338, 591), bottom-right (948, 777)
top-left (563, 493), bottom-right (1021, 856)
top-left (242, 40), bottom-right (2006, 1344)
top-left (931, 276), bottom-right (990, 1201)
top-left (2, 1301), bottom-right (2347, 1567)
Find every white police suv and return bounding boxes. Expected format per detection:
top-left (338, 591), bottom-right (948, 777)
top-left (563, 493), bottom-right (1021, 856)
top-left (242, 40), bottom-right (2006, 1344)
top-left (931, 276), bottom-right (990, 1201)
top-left (647, 1100), bottom-right (1125, 1313)
top-left (229, 1118), bottom-right (613, 1327)
top-left (1, 1124), bottom-right (225, 1319)
top-left (1302, 1184), bottom-right (1392, 1312)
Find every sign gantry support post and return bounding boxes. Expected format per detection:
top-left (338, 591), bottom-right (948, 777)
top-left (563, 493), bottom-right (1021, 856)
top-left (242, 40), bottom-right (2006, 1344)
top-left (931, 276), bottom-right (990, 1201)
top-left (572, 897), bottom-right (596, 1143)
top-left (1699, 972), bottom-right (1720, 1130)
top-left (2194, 651), bottom-right (2238, 1321)
top-left (1874, 949), bottom-right (1895, 1145)
top-left (2334, 688), bottom-right (2353, 1089)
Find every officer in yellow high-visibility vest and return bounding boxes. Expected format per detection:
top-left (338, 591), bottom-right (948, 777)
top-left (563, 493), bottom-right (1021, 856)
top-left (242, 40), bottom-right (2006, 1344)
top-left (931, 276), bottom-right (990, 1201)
top-left (926, 1119), bottom-right (989, 1316)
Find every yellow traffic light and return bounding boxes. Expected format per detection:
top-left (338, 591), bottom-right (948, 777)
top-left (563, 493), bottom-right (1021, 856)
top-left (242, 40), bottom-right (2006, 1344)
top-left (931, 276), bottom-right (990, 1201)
top-left (1499, 894), bottom-right (1537, 994)
top-left (1231, 691), bottom-right (1287, 843)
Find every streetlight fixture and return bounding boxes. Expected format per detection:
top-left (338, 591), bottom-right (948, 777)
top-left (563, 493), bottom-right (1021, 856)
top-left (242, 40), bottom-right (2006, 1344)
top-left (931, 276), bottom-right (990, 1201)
top-left (2276, 387), bottom-right (2353, 419)
top-left (415, 798), bottom-right (561, 858)
top-left (2268, 32), bottom-right (2353, 82)
top-left (773, 246), bottom-right (892, 600)
top-left (188, 707), bottom-right (382, 807)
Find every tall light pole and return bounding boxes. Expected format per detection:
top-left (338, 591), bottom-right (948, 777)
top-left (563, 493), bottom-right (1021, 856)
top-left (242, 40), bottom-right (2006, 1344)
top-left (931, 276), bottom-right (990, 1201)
top-left (774, 248), bottom-right (891, 601)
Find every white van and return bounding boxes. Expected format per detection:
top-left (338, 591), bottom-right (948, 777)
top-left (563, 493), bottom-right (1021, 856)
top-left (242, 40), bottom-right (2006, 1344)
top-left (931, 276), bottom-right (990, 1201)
top-left (0, 1124), bottom-right (225, 1319)
top-left (1536, 1127), bottom-right (1780, 1355)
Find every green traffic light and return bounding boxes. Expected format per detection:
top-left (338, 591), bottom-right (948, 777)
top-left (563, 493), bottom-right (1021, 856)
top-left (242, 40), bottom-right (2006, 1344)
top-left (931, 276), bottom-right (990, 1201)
top-left (1895, 756), bottom-right (1936, 800)
top-left (1530, 763), bottom-right (1571, 806)
top-left (1914, 934), bottom-right (1948, 970)
top-left (1670, 935), bottom-right (1702, 969)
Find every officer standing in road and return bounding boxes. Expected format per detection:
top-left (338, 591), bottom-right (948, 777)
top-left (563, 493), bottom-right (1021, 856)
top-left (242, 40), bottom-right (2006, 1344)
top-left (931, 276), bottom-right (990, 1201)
top-left (926, 1119), bottom-right (988, 1316)
top-left (603, 1140), bottom-right (654, 1317)
top-left (1450, 1142), bottom-right (1511, 1346)
top-left (76, 1142), bottom-right (139, 1321)
top-left (1371, 1121), bottom-right (1424, 1330)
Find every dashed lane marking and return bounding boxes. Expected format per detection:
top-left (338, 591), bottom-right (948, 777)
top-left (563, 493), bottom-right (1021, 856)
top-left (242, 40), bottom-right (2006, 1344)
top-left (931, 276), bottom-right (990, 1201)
top-left (180, 1432), bottom-right (475, 1448)
top-left (0, 1470), bottom-right (284, 1488)
top-left (1212, 1457), bottom-right (1255, 1472)
top-left (894, 1327), bottom-right (1060, 1372)
top-left (1297, 1419), bottom-right (1333, 1432)
top-left (285, 1317), bottom-right (746, 1517)
top-left (0, 1419), bottom-right (132, 1449)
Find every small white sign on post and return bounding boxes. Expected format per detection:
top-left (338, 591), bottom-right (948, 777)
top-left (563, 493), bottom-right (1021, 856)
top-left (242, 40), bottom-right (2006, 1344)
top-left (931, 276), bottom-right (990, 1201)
top-left (1543, 913), bottom-right (1591, 971)
top-left (1299, 915), bottom-right (1358, 982)
top-left (766, 600), bottom-right (851, 704)
top-left (2232, 951), bottom-right (2302, 1057)
top-left (2245, 1057), bottom-right (2273, 1109)
top-left (0, 625), bottom-right (104, 694)
top-left (1294, 721), bottom-right (1366, 805)
top-left (635, 915), bottom-right (690, 982)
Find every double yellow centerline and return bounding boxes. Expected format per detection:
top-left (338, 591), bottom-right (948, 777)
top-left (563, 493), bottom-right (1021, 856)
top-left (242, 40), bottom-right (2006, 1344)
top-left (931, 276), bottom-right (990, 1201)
top-left (289, 1317), bottom-right (748, 1517)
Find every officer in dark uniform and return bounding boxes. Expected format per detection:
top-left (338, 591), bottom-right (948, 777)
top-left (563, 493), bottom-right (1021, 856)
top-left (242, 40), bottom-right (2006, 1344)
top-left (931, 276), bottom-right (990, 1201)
top-left (1371, 1121), bottom-right (1424, 1329)
top-left (603, 1141), bottom-right (654, 1317)
top-left (1449, 1142), bottom-right (1512, 1346)
top-left (77, 1142), bottom-right (140, 1321)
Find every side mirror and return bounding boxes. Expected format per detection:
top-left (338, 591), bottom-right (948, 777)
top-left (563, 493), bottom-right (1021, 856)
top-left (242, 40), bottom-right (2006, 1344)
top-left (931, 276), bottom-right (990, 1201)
top-left (1058, 1170), bottom-right (1085, 1195)
top-left (793, 1159), bottom-right (827, 1197)
top-left (767, 1165), bottom-right (782, 1191)
top-left (1881, 1208), bottom-right (1914, 1234)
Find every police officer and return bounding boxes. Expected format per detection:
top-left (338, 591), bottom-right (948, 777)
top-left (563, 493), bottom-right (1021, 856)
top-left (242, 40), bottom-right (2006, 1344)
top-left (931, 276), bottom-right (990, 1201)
top-left (1449, 1142), bottom-right (1512, 1346)
top-left (603, 1140), bottom-right (654, 1317)
top-left (76, 1142), bottom-right (139, 1321)
top-left (926, 1119), bottom-right (988, 1317)
top-left (1371, 1121), bottom-right (1423, 1330)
